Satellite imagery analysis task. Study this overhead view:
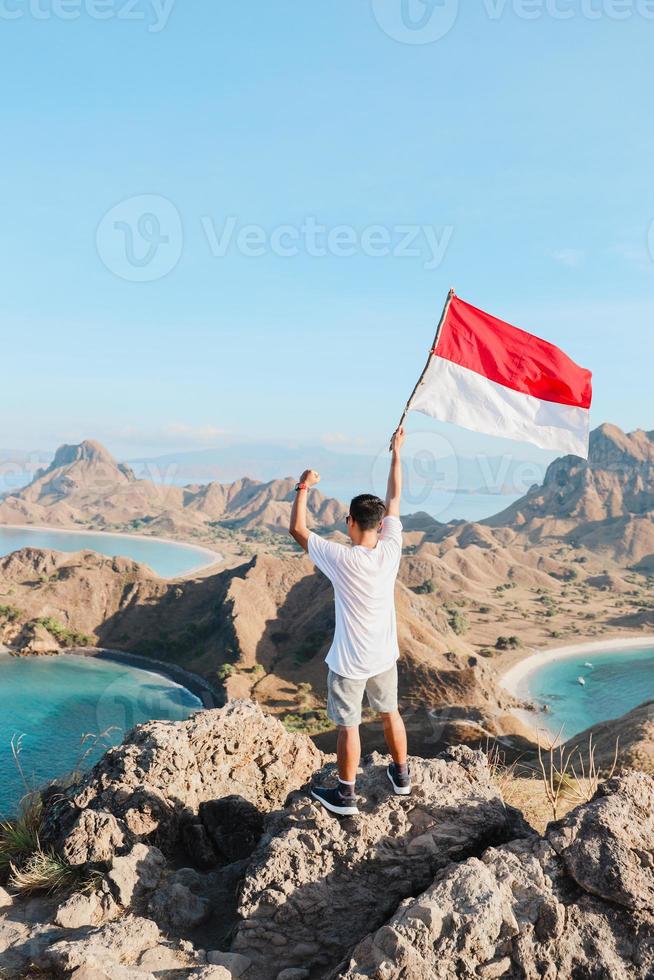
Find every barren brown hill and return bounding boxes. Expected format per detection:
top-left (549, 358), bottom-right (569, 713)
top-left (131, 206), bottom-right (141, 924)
top-left (1, 426), bottom-right (653, 759)
top-left (482, 423), bottom-right (654, 562)
top-left (558, 699), bottom-right (654, 775)
top-left (0, 439), bottom-right (346, 539)
top-left (0, 546), bottom-right (530, 757)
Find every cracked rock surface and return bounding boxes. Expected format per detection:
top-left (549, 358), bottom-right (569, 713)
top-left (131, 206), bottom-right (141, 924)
top-left (1, 701), bottom-right (653, 979)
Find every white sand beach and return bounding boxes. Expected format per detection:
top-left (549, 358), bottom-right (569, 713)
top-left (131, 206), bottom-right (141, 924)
top-left (501, 635), bottom-right (654, 700)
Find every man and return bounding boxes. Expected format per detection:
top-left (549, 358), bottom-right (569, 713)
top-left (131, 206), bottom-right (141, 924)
top-left (289, 426), bottom-right (410, 816)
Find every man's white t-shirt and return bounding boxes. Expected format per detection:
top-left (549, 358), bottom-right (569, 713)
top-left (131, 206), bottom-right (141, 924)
top-left (307, 516), bottom-right (402, 680)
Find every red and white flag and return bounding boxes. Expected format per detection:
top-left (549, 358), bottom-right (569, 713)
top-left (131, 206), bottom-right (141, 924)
top-left (407, 292), bottom-right (593, 458)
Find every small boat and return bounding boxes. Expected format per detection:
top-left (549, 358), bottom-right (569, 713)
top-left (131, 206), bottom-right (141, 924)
top-left (584, 661), bottom-right (593, 668)
top-left (577, 676), bottom-right (586, 686)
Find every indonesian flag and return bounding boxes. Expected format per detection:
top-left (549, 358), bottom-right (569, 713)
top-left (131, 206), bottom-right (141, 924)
top-left (408, 293), bottom-right (593, 458)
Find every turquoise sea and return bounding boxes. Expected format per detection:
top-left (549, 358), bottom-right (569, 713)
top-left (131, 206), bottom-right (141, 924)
top-left (0, 654), bottom-right (201, 817)
top-left (527, 644), bottom-right (654, 740)
top-left (0, 526), bottom-right (217, 578)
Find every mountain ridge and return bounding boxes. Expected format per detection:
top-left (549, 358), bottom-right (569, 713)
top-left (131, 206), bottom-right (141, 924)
top-left (0, 438), bottom-right (347, 538)
top-left (0, 424), bottom-right (652, 763)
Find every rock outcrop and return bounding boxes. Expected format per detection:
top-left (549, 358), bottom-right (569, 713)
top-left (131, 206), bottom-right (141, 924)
top-left (229, 744), bottom-right (528, 980)
top-left (43, 701), bottom-right (322, 864)
top-left (1, 702), bottom-right (654, 979)
top-left (341, 771), bottom-right (654, 979)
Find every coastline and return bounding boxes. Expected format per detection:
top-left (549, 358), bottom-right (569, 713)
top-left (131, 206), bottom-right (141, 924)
top-left (0, 522), bottom-right (223, 578)
top-left (500, 634), bottom-right (654, 700)
top-left (0, 645), bottom-right (224, 710)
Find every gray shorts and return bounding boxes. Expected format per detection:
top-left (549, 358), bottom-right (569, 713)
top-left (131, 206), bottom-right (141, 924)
top-left (327, 663), bottom-right (399, 728)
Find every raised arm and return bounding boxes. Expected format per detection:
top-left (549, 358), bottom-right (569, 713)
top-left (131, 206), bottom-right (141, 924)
top-left (289, 468), bottom-right (320, 552)
top-left (385, 426), bottom-right (405, 517)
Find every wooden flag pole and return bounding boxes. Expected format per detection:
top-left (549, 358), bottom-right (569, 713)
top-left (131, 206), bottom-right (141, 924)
top-left (389, 287), bottom-right (456, 451)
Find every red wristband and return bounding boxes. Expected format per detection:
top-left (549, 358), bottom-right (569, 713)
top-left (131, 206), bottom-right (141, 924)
top-left (295, 482), bottom-right (308, 492)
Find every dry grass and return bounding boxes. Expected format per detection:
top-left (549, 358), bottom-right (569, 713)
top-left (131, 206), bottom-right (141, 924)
top-left (0, 793), bottom-right (78, 895)
top-left (0, 729), bottom-right (117, 896)
top-left (487, 732), bottom-right (619, 833)
top-left (537, 730), bottom-right (619, 822)
top-left (8, 849), bottom-right (78, 895)
top-left (498, 776), bottom-right (579, 834)
top-left (0, 792), bottom-right (43, 873)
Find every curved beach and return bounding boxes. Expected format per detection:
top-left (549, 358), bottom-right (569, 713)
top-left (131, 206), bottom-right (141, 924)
top-left (0, 522), bottom-right (223, 578)
top-left (501, 635), bottom-right (654, 700)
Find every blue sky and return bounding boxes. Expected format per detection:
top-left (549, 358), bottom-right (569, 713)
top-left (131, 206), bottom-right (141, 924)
top-left (2, 0), bottom-right (653, 463)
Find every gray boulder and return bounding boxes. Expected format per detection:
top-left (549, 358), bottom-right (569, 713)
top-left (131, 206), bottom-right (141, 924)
top-left (54, 891), bottom-right (104, 929)
top-left (106, 843), bottom-right (167, 907)
top-left (206, 950), bottom-right (252, 975)
top-left (45, 701), bottom-right (322, 863)
top-left (39, 914), bottom-right (162, 973)
top-left (547, 771), bottom-right (654, 910)
top-left (231, 746), bottom-right (529, 979)
top-left (60, 809), bottom-right (128, 866)
top-left (338, 773), bottom-right (654, 979)
top-left (148, 870), bottom-right (211, 930)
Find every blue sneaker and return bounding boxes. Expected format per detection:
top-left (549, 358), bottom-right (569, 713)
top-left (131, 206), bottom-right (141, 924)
top-left (311, 784), bottom-right (359, 816)
top-left (387, 763), bottom-right (411, 796)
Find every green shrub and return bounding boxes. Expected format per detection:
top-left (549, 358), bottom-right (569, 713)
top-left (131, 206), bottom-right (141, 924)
top-left (495, 635), bottom-right (522, 651)
top-left (0, 604), bottom-right (23, 623)
top-left (34, 617), bottom-right (93, 648)
top-left (448, 610), bottom-right (469, 635)
top-left (413, 579), bottom-right (435, 595)
top-left (216, 663), bottom-right (236, 681)
top-left (282, 709), bottom-right (332, 735)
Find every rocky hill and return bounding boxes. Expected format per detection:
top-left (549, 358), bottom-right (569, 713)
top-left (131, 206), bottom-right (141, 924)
top-left (560, 699), bottom-right (654, 775)
top-left (0, 546), bottom-right (529, 756)
top-left (1, 702), bottom-right (653, 979)
top-left (484, 424), bottom-right (654, 562)
top-left (0, 426), bottom-right (653, 757)
top-left (0, 439), bottom-right (346, 539)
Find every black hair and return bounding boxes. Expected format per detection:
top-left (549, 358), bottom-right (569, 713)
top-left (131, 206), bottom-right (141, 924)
top-left (349, 494), bottom-right (386, 531)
